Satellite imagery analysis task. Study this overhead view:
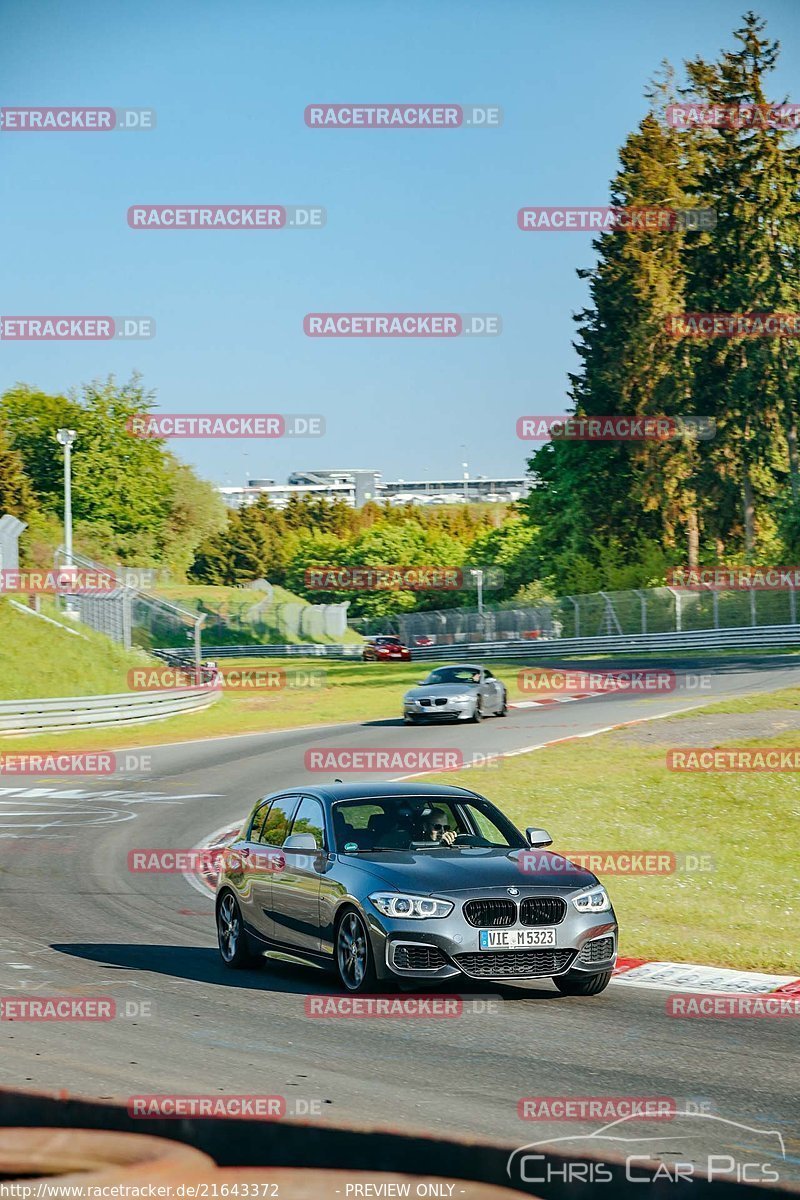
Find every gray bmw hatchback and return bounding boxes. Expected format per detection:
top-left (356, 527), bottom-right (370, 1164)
top-left (216, 782), bottom-right (617, 995)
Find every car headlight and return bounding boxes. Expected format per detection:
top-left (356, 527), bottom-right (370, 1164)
top-left (369, 892), bottom-right (454, 919)
top-left (572, 885), bottom-right (612, 913)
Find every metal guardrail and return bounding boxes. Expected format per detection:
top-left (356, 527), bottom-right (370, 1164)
top-left (0, 686), bottom-right (221, 734)
top-left (156, 644), bottom-right (365, 662)
top-left (158, 624), bottom-right (800, 663)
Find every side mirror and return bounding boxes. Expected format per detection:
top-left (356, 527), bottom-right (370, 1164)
top-left (282, 833), bottom-right (319, 851)
top-left (526, 827), bottom-right (553, 848)
top-left (417, 680), bottom-right (426, 686)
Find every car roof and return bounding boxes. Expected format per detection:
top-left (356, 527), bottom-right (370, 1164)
top-left (261, 781), bottom-right (482, 804)
top-left (428, 663), bottom-right (485, 672)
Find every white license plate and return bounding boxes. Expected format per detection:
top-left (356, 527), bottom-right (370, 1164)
top-left (479, 927), bottom-right (556, 949)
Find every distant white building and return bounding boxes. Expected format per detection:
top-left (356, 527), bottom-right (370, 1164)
top-left (218, 469), bottom-right (527, 510)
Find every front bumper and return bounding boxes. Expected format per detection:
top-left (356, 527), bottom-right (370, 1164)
top-left (403, 697), bottom-right (475, 721)
top-left (365, 893), bottom-right (617, 982)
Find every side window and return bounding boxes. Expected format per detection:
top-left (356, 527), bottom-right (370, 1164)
top-left (248, 801), bottom-right (272, 842)
top-left (484, 670), bottom-right (495, 680)
top-left (259, 795), bottom-right (300, 846)
top-left (464, 802), bottom-right (512, 846)
top-left (290, 797), bottom-right (326, 849)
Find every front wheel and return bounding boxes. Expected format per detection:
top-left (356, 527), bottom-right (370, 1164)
top-left (335, 909), bottom-right (378, 993)
top-left (554, 969), bottom-right (612, 996)
top-left (496, 691), bottom-right (508, 717)
top-left (217, 891), bottom-right (262, 969)
top-left (470, 701), bottom-right (483, 723)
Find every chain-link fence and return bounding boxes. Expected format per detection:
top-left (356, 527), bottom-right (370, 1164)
top-left (53, 551), bottom-right (351, 653)
top-left (54, 548), bottom-right (203, 661)
top-left (162, 596), bottom-right (350, 645)
top-left (352, 584), bottom-right (800, 646)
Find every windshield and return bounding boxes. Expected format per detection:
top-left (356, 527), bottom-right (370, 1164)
top-left (424, 667), bottom-right (481, 686)
top-left (332, 795), bottom-right (525, 852)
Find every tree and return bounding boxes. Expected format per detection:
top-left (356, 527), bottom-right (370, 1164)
top-left (521, 12), bottom-right (800, 590)
top-left (683, 11), bottom-right (800, 560)
top-left (2, 375), bottom-right (229, 576)
top-left (0, 420), bottom-right (35, 518)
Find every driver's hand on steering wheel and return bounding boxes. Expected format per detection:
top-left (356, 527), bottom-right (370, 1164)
top-left (440, 829), bottom-right (457, 846)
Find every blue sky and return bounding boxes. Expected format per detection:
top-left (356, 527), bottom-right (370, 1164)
top-left (1, 0), bottom-right (797, 488)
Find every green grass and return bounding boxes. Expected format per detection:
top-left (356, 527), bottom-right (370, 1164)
top-left (0, 656), bottom-right (534, 751)
top-left (0, 598), bottom-right (155, 700)
top-left (422, 691), bottom-right (799, 974)
top-left (0, 658), bottom-right (430, 749)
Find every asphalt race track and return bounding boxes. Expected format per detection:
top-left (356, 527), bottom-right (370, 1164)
top-left (1, 653), bottom-right (798, 1177)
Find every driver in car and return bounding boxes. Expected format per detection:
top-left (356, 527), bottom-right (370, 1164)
top-left (423, 807), bottom-right (458, 846)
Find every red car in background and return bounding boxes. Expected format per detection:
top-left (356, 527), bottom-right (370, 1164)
top-left (362, 635), bottom-right (412, 662)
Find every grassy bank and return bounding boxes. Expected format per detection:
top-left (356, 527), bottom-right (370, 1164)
top-left (0, 655), bottom-right (565, 751)
top-left (0, 599), bottom-right (153, 700)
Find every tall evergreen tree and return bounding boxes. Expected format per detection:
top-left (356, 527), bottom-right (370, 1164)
top-left (523, 12), bottom-right (799, 588)
top-left (683, 11), bottom-right (800, 560)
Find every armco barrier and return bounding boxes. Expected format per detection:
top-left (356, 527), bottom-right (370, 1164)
top-left (0, 685), bottom-right (220, 734)
top-left (0, 1087), bottom-right (794, 1198)
top-left (157, 623), bottom-right (800, 664)
top-left (156, 643), bottom-right (365, 661)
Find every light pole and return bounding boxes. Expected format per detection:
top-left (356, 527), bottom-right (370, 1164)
top-left (56, 429), bottom-right (77, 565)
top-left (462, 461), bottom-right (469, 501)
top-left (470, 568), bottom-right (484, 617)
